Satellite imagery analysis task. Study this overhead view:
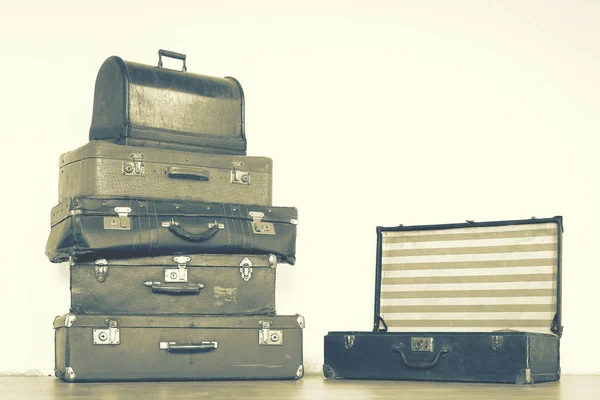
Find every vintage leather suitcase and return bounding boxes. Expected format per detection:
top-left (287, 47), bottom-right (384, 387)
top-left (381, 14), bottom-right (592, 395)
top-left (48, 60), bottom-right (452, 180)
top-left (89, 50), bottom-right (246, 155)
top-left (58, 141), bottom-right (272, 205)
top-left (46, 197), bottom-right (297, 264)
top-left (54, 313), bottom-right (305, 382)
top-left (324, 217), bottom-right (563, 383)
top-left (70, 254), bottom-right (279, 315)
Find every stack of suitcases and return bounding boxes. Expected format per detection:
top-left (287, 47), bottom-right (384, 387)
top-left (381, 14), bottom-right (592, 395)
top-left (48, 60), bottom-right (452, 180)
top-left (46, 50), bottom-right (304, 382)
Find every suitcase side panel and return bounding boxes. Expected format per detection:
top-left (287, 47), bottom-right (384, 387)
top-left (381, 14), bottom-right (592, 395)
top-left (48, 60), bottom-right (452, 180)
top-left (56, 320), bottom-right (303, 381)
top-left (528, 334), bottom-right (560, 383)
top-left (70, 265), bottom-right (276, 315)
top-left (324, 332), bottom-right (555, 383)
top-left (59, 158), bottom-right (272, 206)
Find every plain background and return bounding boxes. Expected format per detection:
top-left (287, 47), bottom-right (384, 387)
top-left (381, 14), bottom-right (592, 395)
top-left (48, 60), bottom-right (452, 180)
top-left (0, 0), bottom-right (598, 375)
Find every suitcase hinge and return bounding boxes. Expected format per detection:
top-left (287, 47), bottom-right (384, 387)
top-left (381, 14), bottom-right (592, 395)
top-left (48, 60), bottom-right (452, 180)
top-left (249, 211), bottom-right (276, 235)
top-left (240, 257), bottom-right (253, 282)
top-left (258, 320), bottom-right (283, 346)
top-left (344, 335), bottom-right (355, 349)
top-left (122, 153), bottom-right (145, 176)
top-left (103, 207), bottom-right (132, 230)
top-left (164, 256), bottom-right (190, 283)
top-left (231, 162), bottom-right (250, 185)
top-left (93, 319), bottom-right (120, 345)
top-left (94, 259), bottom-right (109, 282)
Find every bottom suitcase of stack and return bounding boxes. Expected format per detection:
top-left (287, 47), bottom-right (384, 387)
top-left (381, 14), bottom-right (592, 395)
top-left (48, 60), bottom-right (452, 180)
top-left (54, 313), bottom-right (304, 382)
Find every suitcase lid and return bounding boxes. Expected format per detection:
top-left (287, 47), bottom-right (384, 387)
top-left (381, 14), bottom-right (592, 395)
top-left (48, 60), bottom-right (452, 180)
top-left (73, 253), bottom-right (278, 268)
top-left (51, 197), bottom-right (298, 228)
top-left (54, 314), bottom-right (305, 329)
top-left (60, 141), bottom-right (271, 173)
top-left (373, 217), bottom-right (563, 337)
top-left (89, 50), bottom-right (246, 153)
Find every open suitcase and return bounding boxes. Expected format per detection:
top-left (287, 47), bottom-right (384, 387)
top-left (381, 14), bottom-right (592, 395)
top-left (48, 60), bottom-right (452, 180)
top-left (46, 197), bottom-right (297, 264)
top-left (324, 217), bottom-right (563, 384)
top-left (54, 314), bottom-right (304, 382)
top-left (58, 141), bottom-right (272, 205)
top-left (69, 254), bottom-right (279, 315)
top-left (89, 50), bottom-right (247, 155)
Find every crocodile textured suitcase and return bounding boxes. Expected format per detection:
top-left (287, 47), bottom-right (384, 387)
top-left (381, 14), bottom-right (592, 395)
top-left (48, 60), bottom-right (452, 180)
top-left (54, 314), bottom-right (305, 382)
top-left (324, 217), bottom-right (563, 383)
top-left (89, 50), bottom-right (246, 155)
top-left (70, 254), bottom-right (279, 315)
top-left (58, 141), bottom-right (272, 205)
top-left (46, 197), bottom-right (297, 264)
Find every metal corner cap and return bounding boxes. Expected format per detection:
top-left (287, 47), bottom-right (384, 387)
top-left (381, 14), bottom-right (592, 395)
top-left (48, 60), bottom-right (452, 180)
top-left (268, 254), bottom-right (278, 268)
top-left (297, 315), bottom-right (305, 329)
top-left (296, 365), bottom-right (304, 380)
top-left (64, 367), bottom-right (76, 382)
top-left (65, 313), bottom-right (76, 327)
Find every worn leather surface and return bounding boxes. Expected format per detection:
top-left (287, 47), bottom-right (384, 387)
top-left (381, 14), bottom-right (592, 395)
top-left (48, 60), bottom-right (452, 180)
top-left (55, 315), bottom-right (303, 381)
top-left (70, 264), bottom-right (276, 315)
top-left (46, 197), bottom-right (297, 264)
top-left (323, 331), bottom-right (559, 383)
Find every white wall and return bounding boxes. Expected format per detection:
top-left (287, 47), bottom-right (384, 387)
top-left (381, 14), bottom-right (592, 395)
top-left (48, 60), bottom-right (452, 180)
top-left (0, 0), bottom-right (598, 375)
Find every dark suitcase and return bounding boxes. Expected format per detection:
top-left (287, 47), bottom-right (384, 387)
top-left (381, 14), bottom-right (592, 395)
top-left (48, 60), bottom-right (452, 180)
top-left (46, 197), bottom-right (297, 264)
top-left (89, 50), bottom-right (246, 155)
top-left (54, 313), bottom-right (305, 382)
top-left (70, 254), bottom-right (278, 315)
top-left (58, 141), bottom-right (272, 205)
top-left (324, 217), bottom-right (563, 383)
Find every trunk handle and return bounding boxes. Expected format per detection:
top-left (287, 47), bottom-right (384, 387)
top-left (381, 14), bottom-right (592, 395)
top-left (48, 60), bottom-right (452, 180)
top-left (158, 49), bottom-right (187, 71)
top-left (167, 166), bottom-right (210, 181)
top-left (160, 341), bottom-right (217, 353)
top-left (165, 220), bottom-right (220, 242)
top-left (144, 282), bottom-right (204, 294)
top-left (392, 344), bottom-right (450, 370)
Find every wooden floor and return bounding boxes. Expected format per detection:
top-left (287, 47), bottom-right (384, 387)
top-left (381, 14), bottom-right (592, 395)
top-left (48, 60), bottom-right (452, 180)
top-left (1, 374), bottom-right (599, 399)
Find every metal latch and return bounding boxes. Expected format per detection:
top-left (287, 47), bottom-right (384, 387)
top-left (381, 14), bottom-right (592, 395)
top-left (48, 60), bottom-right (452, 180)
top-left (258, 320), bottom-right (283, 346)
top-left (164, 256), bottom-right (190, 283)
top-left (491, 335), bottom-right (504, 351)
top-left (240, 257), bottom-right (253, 282)
top-left (231, 162), bottom-right (250, 185)
top-left (103, 207), bottom-right (132, 230)
top-left (344, 335), bottom-right (355, 349)
top-left (249, 212), bottom-right (276, 235)
top-left (94, 259), bottom-right (108, 282)
top-left (123, 153), bottom-right (145, 176)
top-left (411, 337), bottom-right (434, 352)
top-left (93, 319), bottom-right (120, 345)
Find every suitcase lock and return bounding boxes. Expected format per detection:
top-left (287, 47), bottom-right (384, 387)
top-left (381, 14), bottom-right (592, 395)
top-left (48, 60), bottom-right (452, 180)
top-left (103, 207), bottom-right (132, 231)
top-left (122, 153), bottom-right (145, 176)
top-left (240, 257), bottom-right (253, 282)
top-left (164, 256), bottom-right (190, 283)
top-left (94, 259), bottom-right (109, 282)
top-left (231, 162), bottom-right (250, 185)
top-left (249, 212), bottom-right (276, 235)
top-left (258, 320), bottom-right (283, 346)
top-left (93, 319), bottom-right (120, 345)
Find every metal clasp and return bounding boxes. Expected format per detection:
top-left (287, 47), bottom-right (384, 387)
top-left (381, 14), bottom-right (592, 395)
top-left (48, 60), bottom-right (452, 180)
top-left (411, 337), bottom-right (434, 352)
top-left (249, 211), bottom-right (276, 235)
top-left (492, 335), bottom-right (504, 351)
top-left (123, 153), bottom-right (145, 176)
top-left (104, 207), bottom-right (132, 230)
top-left (258, 320), bottom-right (283, 346)
top-left (93, 319), bottom-right (120, 345)
top-left (240, 257), bottom-right (253, 282)
top-left (165, 256), bottom-right (190, 283)
top-left (344, 335), bottom-right (355, 350)
top-left (231, 162), bottom-right (250, 185)
top-left (94, 259), bottom-right (109, 282)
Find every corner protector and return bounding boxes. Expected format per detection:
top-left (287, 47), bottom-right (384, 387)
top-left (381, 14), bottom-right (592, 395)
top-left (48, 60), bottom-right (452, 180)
top-left (295, 365), bottom-right (304, 380)
top-left (64, 367), bottom-right (76, 382)
top-left (268, 254), bottom-right (278, 269)
top-left (296, 315), bottom-right (305, 329)
top-left (323, 364), bottom-right (336, 379)
top-left (65, 314), bottom-right (76, 327)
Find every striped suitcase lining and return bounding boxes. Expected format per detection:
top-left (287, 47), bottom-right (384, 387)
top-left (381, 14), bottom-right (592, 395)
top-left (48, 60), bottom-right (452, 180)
top-left (380, 223), bottom-right (558, 333)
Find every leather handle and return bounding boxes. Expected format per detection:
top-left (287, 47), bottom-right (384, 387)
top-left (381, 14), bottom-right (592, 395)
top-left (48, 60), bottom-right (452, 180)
top-left (160, 341), bottom-right (218, 353)
top-left (167, 222), bottom-right (219, 242)
top-left (144, 282), bottom-right (204, 294)
top-left (158, 49), bottom-right (187, 71)
top-left (392, 345), bottom-right (450, 370)
top-left (167, 166), bottom-right (210, 181)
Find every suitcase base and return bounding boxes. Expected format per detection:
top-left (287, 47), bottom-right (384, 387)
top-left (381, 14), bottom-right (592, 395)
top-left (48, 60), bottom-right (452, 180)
top-left (323, 331), bottom-right (559, 384)
top-left (54, 314), bottom-right (304, 382)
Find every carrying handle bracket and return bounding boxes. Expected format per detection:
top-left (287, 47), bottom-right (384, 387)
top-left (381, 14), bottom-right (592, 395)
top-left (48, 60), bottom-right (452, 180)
top-left (159, 341), bottom-right (217, 352)
top-left (158, 49), bottom-right (187, 71)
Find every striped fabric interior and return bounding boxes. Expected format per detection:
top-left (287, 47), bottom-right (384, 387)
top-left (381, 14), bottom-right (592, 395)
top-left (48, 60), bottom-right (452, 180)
top-left (380, 223), bottom-right (558, 333)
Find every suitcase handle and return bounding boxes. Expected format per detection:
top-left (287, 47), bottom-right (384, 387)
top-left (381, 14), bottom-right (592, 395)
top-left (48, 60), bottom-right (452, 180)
top-left (160, 341), bottom-right (218, 353)
top-left (167, 166), bottom-right (210, 181)
top-left (158, 49), bottom-right (187, 72)
top-left (167, 221), bottom-right (220, 242)
top-left (392, 345), bottom-right (450, 370)
top-left (144, 282), bottom-right (204, 294)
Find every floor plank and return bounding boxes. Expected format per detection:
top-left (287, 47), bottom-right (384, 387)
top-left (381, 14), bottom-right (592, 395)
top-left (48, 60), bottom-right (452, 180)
top-left (0, 374), bottom-right (598, 399)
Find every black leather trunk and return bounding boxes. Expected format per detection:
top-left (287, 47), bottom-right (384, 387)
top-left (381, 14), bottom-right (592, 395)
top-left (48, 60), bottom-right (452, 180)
top-left (54, 314), bottom-right (304, 382)
top-left (46, 197), bottom-right (297, 264)
top-left (70, 254), bottom-right (278, 315)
